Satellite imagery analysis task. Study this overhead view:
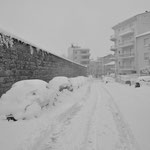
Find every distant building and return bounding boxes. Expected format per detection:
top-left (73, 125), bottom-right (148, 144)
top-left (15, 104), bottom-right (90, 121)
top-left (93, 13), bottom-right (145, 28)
top-left (88, 54), bottom-right (115, 77)
top-left (110, 11), bottom-right (150, 75)
top-left (97, 54), bottom-right (115, 75)
top-left (68, 44), bottom-right (90, 66)
top-left (88, 60), bottom-right (102, 77)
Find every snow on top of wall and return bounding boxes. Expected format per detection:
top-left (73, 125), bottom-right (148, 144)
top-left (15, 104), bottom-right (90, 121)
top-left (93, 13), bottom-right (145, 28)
top-left (0, 28), bottom-right (86, 68)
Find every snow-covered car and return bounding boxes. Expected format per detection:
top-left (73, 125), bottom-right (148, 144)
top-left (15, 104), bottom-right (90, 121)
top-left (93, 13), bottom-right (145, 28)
top-left (103, 76), bottom-right (115, 83)
top-left (0, 79), bottom-right (54, 120)
top-left (136, 76), bottom-right (150, 86)
top-left (69, 76), bottom-right (87, 90)
top-left (48, 76), bottom-right (73, 92)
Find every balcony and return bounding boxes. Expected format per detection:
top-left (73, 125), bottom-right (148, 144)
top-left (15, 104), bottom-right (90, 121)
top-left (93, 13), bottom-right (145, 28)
top-left (120, 28), bottom-right (134, 36)
top-left (110, 45), bottom-right (117, 51)
top-left (81, 57), bottom-right (90, 61)
top-left (110, 57), bottom-right (116, 61)
top-left (119, 65), bottom-right (135, 70)
top-left (110, 35), bottom-right (116, 41)
top-left (119, 40), bottom-right (134, 48)
top-left (80, 53), bottom-right (90, 56)
top-left (119, 52), bottom-right (135, 58)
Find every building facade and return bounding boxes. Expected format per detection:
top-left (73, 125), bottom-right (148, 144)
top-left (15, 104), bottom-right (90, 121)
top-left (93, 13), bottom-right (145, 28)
top-left (88, 60), bottom-right (102, 78)
top-left (110, 11), bottom-right (150, 75)
top-left (97, 54), bottom-right (115, 76)
top-left (136, 32), bottom-right (150, 75)
top-left (68, 45), bottom-right (90, 66)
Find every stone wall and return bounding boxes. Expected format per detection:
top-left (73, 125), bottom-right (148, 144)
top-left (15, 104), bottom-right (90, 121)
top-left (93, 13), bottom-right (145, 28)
top-left (0, 32), bottom-right (87, 96)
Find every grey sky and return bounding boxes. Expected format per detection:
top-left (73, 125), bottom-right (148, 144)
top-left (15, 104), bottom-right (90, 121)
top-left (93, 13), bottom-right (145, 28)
top-left (0, 0), bottom-right (150, 59)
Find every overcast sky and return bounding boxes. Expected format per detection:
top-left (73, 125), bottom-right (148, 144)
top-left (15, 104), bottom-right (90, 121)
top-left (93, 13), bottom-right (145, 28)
top-left (0, 0), bottom-right (150, 59)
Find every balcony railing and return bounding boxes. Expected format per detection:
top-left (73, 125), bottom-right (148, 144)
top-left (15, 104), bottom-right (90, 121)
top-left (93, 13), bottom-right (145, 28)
top-left (119, 65), bottom-right (135, 70)
top-left (110, 35), bottom-right (116, 41)
top-left (119, 52), bottom-right (135, 58)
top-left (110, 57), bottom-right (116, 61)
top-left (80, 53), bottom-right (90, 56)
top-left (110, 45), bottom-right (117, 51)
top-left (119, 40), bottom-right (134, 47)
top-left (120, 28), bottom-right (134, 36)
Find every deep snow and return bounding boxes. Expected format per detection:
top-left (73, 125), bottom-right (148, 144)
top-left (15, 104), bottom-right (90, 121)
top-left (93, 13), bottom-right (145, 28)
top-left (104, 82), bottom-right (150, 150)
top-left (0, 79), bottom-right (149, 150)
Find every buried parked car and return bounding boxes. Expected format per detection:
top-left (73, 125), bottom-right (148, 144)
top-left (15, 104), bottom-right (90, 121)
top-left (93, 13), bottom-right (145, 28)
top-left (48, 76), bottom-right (73, 92)
top-left (0, 79), bottom-right (55, 120)
top-left (135, 82), bottom-right (140, 88)
top-left (69, 76), bottom-right (87, 90)
top-left (103, 76), bottom-right (115, 83)
top-left (125, 80), bottom-right (131, 86)
top-left (136, 76), bottom-right (150, 86)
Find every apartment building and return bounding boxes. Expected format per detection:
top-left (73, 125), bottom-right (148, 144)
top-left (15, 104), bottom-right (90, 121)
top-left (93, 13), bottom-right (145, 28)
top-left (88, 60), bottom-right (101, 77)
top-left (136, 32), bottom-right (150, 75)
top-left (110, 11), bottom-right (150, 75)
top-left (97, 54), bottom-right (115, 75)
top-left (68, 45), bottom-right (90, 66)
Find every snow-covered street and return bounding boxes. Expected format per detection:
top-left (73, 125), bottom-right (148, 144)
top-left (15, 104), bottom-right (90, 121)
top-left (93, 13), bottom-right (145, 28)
top-left (104, 82), bottom-right (150, 150)
top-left (0, 79), bottom-right (144, 150)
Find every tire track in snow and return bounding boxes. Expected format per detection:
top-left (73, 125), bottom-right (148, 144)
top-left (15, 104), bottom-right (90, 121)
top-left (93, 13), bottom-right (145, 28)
top-left (101, 84), bottom-right (140, 150)
top-left (32, 84), bottom-right (92, 150)
top-left (79, 89), bottom-right (98, 150)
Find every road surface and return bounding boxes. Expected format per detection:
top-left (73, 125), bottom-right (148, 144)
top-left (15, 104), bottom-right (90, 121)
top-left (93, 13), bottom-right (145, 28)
top-left (20, 80), bottom-right (139, 150)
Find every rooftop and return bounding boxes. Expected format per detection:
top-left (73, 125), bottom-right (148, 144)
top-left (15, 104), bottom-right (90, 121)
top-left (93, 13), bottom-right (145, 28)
top-left (112, 11), bottom-right (150, 29)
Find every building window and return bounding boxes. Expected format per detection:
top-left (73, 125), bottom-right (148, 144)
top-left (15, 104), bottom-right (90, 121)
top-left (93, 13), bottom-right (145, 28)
top-left (144, 38), bottom-right (150, 46)
top-left (81, 50), bottom-right (88, 54)
top-left (82, 56), bottom-right (89, 59)
top-left (73, 50), bottom-right (77, 54)
top-left (74, 56), bottom-right (77, 60)
top-left (144, 52), bottom-right (150, 60)
top-left (81, 61), bottom-right (89, 65)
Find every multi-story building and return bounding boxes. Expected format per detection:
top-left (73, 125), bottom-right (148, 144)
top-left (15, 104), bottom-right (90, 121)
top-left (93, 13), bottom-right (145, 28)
top-left (110, 11), bottom-right (150, 75)
top-left (68, 44), bottom-right (90, 66)
top-left (136, 32), bottom-right (150, 75)
top-left (88, 60), bottom-right (101, 78)
top-left (97, 54), bottom-right (115, 75)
